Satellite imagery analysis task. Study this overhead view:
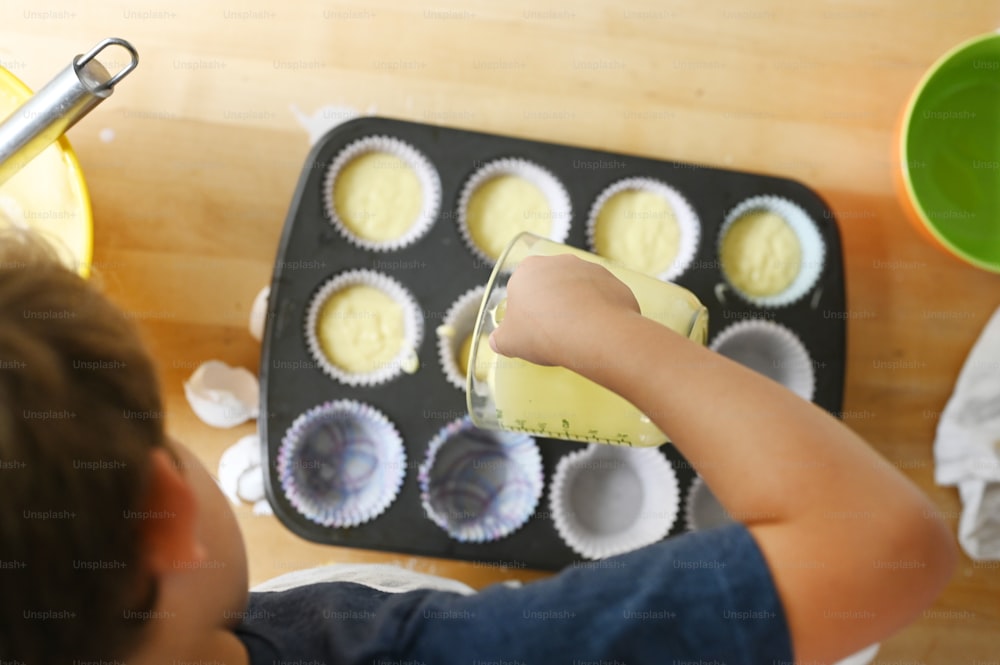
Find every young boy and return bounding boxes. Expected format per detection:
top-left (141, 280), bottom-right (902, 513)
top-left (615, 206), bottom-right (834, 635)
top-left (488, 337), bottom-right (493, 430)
top-left (1, 233), bottom-right (956, 664)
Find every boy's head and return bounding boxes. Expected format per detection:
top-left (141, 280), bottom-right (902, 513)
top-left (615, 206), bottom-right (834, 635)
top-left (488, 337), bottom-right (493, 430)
top-left (0, 232), bottom-right (247, 662)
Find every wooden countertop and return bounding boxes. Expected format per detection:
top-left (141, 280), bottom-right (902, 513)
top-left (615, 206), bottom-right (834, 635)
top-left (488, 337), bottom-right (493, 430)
top-left (3, 1), bottom-right (998, 662)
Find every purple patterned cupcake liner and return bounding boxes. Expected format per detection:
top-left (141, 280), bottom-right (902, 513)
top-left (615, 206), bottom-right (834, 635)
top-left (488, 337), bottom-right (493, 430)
top-left (419, 417), bottom-right (543, 543)
top-left (278, 400), bottom-right (406, 528)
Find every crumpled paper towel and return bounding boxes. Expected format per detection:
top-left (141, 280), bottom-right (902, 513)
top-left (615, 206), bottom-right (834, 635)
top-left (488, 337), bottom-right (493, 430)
top-left (934, 305), bottom-right (1000, 559)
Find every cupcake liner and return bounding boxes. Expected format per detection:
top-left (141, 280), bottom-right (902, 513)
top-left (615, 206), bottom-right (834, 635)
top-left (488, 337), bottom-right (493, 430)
top-left (710, 320), bottom-right (816, 400)
top-left (466, 286), bottom-right (507, 402)
top-left (457, 158), bottom-right (572, 267)
top-left (305, 269), bottom-right (424, 387)
top-left (436, 285), bottom-right (487, 390)
top-left (717, 195), bottom-right (825, 307)
top-left (323, 135), bottom-right (441, 252)
top-left (419, 417), bottom-right (543, 543)
top-left (585, 177), bottom-right (700, 281)
top-left (277, 400), bottom-right (406, 528)
top-left (549, 445), bottom-right (679, 560)
top-left (684, 475), bottom-right (734, 532)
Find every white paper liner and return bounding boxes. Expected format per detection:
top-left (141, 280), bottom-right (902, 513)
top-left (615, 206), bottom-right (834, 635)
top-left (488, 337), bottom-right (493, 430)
top-left (418, 417), bottom-right (543, 543)
top-left (457, 158), bottom-right (572, 267)
top-left (436, 285), bottom-right (487, 390)
top-left (277, 400), bottom-right (406, 528)
top-left (716, 195), bottom-right (826, 308)
top-left (183, 360), bottom-right (260, 428)
top-left (305, 269), bottom-right (424, 387)
top-left (585, 177), bottom-right (700, 281)
top-left (549, 444), bottom-right (679, 560)
top-left (323, 135), bottom-right (441, 252)
top-left (684, 475), bottom-right (734, 532)
top-left (710, 320), bottom-right (816, 401)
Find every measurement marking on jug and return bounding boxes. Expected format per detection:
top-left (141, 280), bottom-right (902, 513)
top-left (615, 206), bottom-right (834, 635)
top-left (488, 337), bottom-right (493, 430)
top-left (811, 287), bottom-right (823, 309)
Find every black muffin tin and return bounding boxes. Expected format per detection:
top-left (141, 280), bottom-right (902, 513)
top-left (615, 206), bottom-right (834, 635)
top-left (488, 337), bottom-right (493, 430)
top-left (260, 116), bottom-right (845, 571)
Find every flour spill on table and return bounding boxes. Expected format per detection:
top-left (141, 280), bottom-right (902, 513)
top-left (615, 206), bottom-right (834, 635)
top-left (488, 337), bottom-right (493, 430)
top-left (290, 103), bottom-right (380, 146)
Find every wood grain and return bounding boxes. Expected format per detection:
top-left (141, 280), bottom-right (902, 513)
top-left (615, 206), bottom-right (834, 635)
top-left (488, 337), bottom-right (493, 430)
top-left (2, 1), bottom-right (998, 661)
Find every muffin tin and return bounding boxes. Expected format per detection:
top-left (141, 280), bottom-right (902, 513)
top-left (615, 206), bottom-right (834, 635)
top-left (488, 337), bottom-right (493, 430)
top-left (260, 116), bottom-right (846, 570)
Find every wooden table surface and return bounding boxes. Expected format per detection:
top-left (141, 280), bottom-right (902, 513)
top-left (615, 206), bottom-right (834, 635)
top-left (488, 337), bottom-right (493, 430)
top-left (3, 1), bottom-right (998, 661)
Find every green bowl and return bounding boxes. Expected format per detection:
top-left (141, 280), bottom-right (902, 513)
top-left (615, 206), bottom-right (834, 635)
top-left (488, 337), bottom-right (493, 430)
top-left (899, 33), bottom-right (1000, 272)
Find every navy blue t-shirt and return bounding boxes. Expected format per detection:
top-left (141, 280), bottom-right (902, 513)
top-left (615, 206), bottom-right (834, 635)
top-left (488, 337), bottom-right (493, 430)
top-left (235, 524), bottom-right (793, 664)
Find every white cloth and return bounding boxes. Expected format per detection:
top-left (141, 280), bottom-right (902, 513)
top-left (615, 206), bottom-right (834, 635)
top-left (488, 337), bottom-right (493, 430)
top-left (934, 305), bottom-right (1000, 559)
top-left (251, 563), bottom-right (476, 596)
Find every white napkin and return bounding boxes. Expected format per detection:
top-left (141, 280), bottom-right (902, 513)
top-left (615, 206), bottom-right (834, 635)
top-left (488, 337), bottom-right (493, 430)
top-left (934, 305), bottom-right (1000, 559)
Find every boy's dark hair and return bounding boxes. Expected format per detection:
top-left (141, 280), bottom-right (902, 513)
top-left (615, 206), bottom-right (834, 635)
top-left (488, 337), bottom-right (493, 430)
top-left (0, 231), bottom-right (167, 662)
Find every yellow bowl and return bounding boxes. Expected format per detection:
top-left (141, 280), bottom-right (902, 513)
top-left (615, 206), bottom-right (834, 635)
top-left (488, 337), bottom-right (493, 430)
top-left (0, 66), bottom-right (93, 277)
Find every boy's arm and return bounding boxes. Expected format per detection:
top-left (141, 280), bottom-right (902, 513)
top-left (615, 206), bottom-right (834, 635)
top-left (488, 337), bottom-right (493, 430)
top-left (490, 255), bottom-right (957, 664)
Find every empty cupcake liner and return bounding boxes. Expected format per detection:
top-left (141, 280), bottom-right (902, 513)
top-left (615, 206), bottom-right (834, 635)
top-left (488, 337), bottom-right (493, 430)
top-left (549, 444), bottom-right (679, 560)
top-left (710, 320), bottom-right (816, 400)
top-left (305, 269), bottom-right (424, 387)
top-left (717, 195), bottom-right (825, 308)
top-left (435, 285), bottom-right (487, 391)
top-left (419, 417), bottom-right (543, 543)
top-left (277, 400), bottom-right (406, 528)
top-left (684, 475), bottom-right (735, 532)
top-left (585, 177), bottom-right (700, 281)
top-left (323, 135), bottom-right (441, 252)
top-left (457, 158), bottom-right (572, 267)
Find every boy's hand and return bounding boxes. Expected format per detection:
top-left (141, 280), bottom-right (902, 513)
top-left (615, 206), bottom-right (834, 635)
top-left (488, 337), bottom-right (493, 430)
top-left (488, 255), bottom-right (640, 369)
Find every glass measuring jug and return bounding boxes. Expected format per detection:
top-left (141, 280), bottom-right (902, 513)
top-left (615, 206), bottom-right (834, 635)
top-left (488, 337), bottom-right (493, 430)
top-left (466, 232), bottom-right (708, 447)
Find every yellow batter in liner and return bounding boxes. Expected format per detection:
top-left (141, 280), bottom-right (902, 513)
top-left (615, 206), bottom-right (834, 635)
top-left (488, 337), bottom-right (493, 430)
top-left (316, 284), bottom-right (406, 374)
top-left (720, 209), bottom-right (802, 297)
top-left (332, 152), bottom-right (423, 243)
top-left (592, 189), bottom-right (680, 276)
top-left (466, 175), bottom-right (552, 260)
